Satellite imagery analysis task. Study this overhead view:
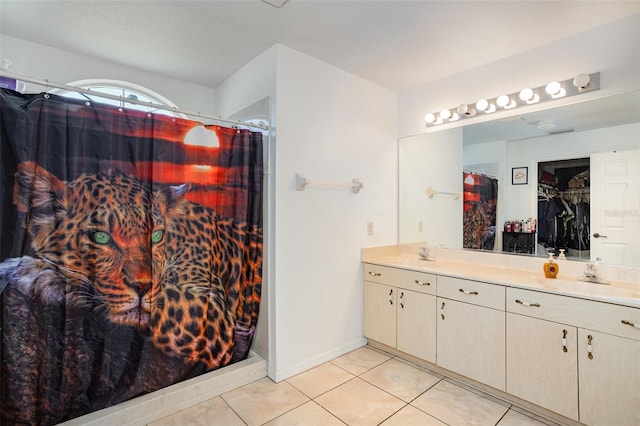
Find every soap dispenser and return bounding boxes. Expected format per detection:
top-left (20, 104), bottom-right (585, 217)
top-left (543, 253), bottom-right (559, 279)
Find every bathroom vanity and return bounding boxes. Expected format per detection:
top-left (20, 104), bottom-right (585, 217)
top-left (362, 243), bottom-right (640, 426)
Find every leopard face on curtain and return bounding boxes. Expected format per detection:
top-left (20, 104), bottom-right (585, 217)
top-left (0, 89), bottom-right (264, 425)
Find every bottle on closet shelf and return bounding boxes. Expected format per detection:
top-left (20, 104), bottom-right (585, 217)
top-left (513, 220), bottom-right (522, 232)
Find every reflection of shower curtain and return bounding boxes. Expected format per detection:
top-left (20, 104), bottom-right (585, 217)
top-left (463, 172), bottom-right (498, 250)
top-left (0, 89), bottom-right (263, 425)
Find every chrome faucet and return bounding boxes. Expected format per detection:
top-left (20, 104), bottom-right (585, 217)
top-left (584, 262), bottom-right (597, 278)
top-left (418, 247), bottom-right (435, 261)
top-left (578, 260), bottom-right (609, 285)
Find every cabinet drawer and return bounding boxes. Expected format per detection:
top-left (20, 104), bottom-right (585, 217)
top-left (437, 276), bottom-right (505, 310)
top-left (507, 287), bottom-right (640, 341)
top-left (364, 263), bottom-right (436, 295)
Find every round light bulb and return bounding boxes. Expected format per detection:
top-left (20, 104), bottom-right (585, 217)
top-left (456, 104), bottom-right (468, 115)
top-left (476, 99), bottom-right (488, 111)
top-left (424, 113), bottom-right (436, 124)
top-left (464, 107), bottom-right (477, 117)
top-left (573, 73), bottom-right (591, 90)
top-left (545, 81), bottom-right (562, 96)
top-left (440, 109), bottom-right (451, 120)
top-left (519, 88), bottom-right (533, 101)
top-left (450, 112), bottom-right (460, 121)
top-left (496, 95), bottom-right (510, 108)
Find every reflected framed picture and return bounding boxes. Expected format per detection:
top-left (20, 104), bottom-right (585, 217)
top-left (512, 167), bottom-right (528, 185)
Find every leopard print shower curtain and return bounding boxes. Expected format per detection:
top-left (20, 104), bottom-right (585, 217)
top-left (0, 88), bottom-right (264, 425)
top-left (463, 171), bottom-right (498, 250)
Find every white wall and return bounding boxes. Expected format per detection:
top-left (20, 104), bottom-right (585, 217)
top-left (399, 128), bottom-right (463, 247)
top-left (214, 44), bottom-right (398, 381)
top-left (272, 45), bottom-right (397, 381)
top-left (0, 34), bottom-right (216, 114)
top-left (398, 13), bottom-right (640, 138)
top-left (214, 46), bottom-right (278, 371)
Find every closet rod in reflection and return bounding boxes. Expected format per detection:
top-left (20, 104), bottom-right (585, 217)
top-left (426, 186), bottom-right (460, 200)
top-left (0, 71), bottom-right (269, 131)
top-left (296, 173), bottom-right (364, 194)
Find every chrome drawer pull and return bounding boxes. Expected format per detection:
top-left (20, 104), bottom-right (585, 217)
top-left (587, 334), bottom-right (594, 359)
top-left (388, 289), bottom-right (393, 305)
top-left (459, 288), bottom-right (478, 295)
top-left (562, 329), bottom-right (568, 353)
top-left (368, 271), bottom-right (381, 277)
top-left (515, 299), bottom-right (540, 308)
top-left (621, 320), bottom-right (640, 329)
top-left (440, 301), bottom-right (445, 320)
top-left (415, 279), bottom-right (431, 286)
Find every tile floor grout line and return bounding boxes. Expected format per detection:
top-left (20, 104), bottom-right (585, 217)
top-left (350, 357), bottom-right (456, 426)
top-left (374, 401), bottom-right (409, 426)
top-left (286, 372), bottom-right (355, 402)
top-left (310, 399), bottom-right (350, 426)
top-left (219, 394), bottom-right (251, 426)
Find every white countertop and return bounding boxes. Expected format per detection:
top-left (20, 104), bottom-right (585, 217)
top-left (362, 244), bottom-right (640, 309)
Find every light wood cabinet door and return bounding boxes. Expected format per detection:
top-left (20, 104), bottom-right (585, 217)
top-left (437, 298), bottom-right (506, 390)
top-left (506, 313), bottom-right (578, 421)
top-left (397, 289), bottom-right (436, 363)
top-left (363, 281), bottom-right (396, 348)
top-left (578, 329), bottom-right (640, 426)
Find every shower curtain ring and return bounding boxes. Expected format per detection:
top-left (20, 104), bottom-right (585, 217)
top-left (43, 79), bottom-right (51, 98)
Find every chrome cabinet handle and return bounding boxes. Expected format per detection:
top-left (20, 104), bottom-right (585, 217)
top-left (515, 299), bottom-right (541, 308)
top-left (388, 289), bottom-right (393, 305)
top-left (415, 279), bottom-right (431, 286)
top-left (440, 301), bottom-right (445, 320)
top-left (400, 291), bottom-right (404, 309)
top-left (562, 329), bottom-right (568, 353)
top-left (621, 320), bottom-right (640, 328)
top-left (587, 334), bottom-right (593, 359)
top-left (368, 271), bottom-right (381, 277)
top-left (459, 288), bottom-right (478, 295)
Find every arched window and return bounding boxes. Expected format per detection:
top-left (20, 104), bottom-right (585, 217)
top-left (53, 79), bottom-right (185, 118)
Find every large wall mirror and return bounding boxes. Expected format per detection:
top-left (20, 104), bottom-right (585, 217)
top-left (399, 90), bottom-right (640, 267)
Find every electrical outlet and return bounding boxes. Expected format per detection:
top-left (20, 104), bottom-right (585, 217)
top-left (367, 222), bottom-right (374, 236)
top-left (418, 221), bottom-right (423, 232)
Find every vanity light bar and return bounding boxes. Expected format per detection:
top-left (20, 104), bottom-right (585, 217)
top-left (424, 72), bottom-right (600, 127)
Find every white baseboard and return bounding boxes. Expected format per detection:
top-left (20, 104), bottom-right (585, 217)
top-left (270, 337), bottom-right (367, 382)
top-left (61, 352), bottom-right (267, 426)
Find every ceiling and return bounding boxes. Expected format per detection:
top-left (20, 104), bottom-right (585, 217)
top-left (1, 1), bottom-right (639, 91)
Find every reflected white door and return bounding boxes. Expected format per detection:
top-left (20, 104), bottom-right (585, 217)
top-left (590, 150), bottom-right (640, 265)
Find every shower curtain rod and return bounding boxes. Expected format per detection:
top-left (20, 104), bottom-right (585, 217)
top-left (464, 169), bottom-right (498, 180)
top-left (0, 71), bottom-right (269, 131)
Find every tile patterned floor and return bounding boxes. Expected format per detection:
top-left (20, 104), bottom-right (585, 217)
top-left (149, 346), bottom-right (556, 426)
